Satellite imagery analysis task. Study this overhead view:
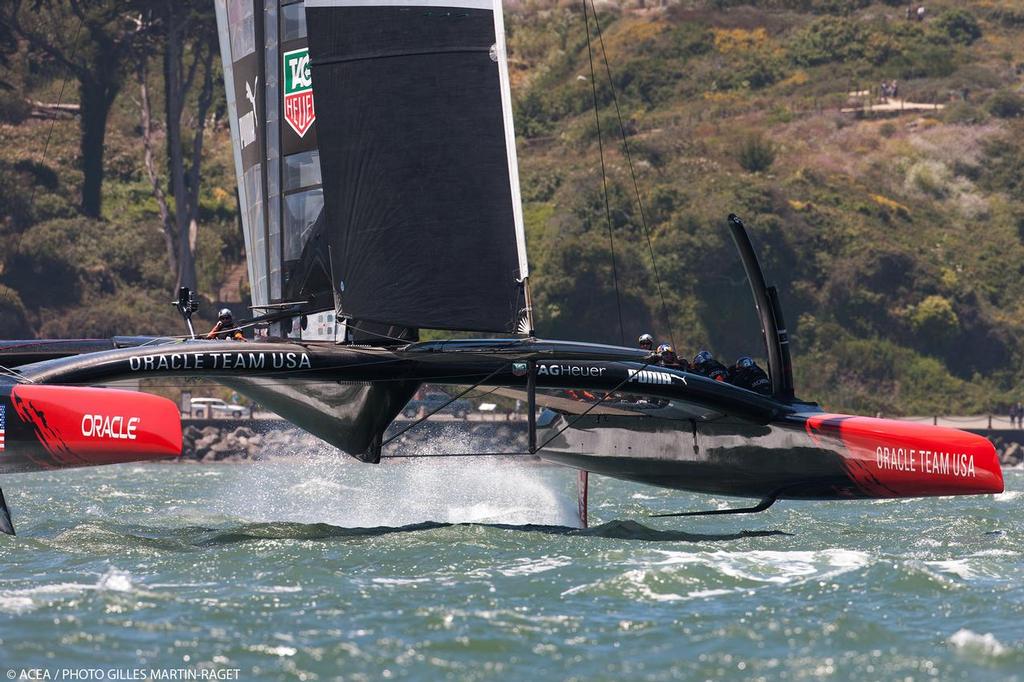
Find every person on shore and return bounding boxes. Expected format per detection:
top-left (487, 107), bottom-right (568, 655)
top-left (206, 308), bottom-right (246, 341)
top-left (1017, 402), bottom-right (1024, 429)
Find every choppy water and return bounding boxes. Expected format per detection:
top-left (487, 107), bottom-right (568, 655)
top-left (0, 451), bottom-right (1022, 680)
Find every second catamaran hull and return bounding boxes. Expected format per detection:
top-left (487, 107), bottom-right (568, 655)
top-left (536, 412), bottom-right (1003, 500)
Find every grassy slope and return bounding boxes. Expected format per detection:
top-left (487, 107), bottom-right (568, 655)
top-left (507, 0), bottom-right (1024, 414)
top-left (1, 0), bottom-right (1023, 415)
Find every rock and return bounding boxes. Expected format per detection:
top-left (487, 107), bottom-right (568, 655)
top-left (230, 426), bottom-right (256, 440)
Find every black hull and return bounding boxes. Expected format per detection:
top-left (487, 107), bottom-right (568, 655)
top-left (1, 336), bottom-right (1003, 499)
top-left (536, 413), bottom-right (856, 500)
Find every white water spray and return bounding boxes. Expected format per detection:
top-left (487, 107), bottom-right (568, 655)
top-left (213, 428), bottom-right (582, 528)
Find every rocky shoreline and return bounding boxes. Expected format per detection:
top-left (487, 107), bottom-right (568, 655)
top-left (179, 421), bottom-right (530, 462)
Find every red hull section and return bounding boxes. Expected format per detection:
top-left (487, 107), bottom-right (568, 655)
top-left (4, 385), bottom-right (181, 472)
top-left (805, 414), bottom-right (1003, 498)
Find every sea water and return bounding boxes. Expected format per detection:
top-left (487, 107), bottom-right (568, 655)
top-left (0, 452), bottom-right (1021, 680)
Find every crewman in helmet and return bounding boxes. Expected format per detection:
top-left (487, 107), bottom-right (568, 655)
top-left (692, 350), bottom-right (728, 382)
top-left (657, 344), bottom-right (688, 371)
top-left (638, 333), bottom-right (655, 352)
top-left (206, 308), bottom-right (246, 341)
top-left (729, 356), bottom-right (771, 395)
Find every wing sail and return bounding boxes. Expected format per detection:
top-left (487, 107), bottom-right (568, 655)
top-left (305, 0), bottom-right (530, 333)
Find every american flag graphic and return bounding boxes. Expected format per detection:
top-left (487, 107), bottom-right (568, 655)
top-left (0, 404), bottom-right (5, 452)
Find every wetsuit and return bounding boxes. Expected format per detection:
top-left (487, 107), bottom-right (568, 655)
top-left (729, 363), bottom-right (771, 395)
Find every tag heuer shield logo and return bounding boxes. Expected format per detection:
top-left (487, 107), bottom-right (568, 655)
top-left (283, 48), bottom-right (315, 137)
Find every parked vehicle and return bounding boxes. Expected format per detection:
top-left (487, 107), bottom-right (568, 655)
top-left (189, 397), bottom-right (248, 418)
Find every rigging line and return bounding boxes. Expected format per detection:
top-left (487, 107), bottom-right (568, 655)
top-left (382, 451), bottom-right (536, 459)
top-left (0, 364), bottom-right (33, 383)
top-left (29, 11), bottom-right (86, 211)
top-left (588, 1), bottom-right (676, 350)
top-left (380, 362), bottom-right (512, 448)
top-left (383, 361), bottom-right (655, 460)
top-left (582, 0), bottom-right (625, 347)
top-left (534, 360), bottom-right (653, 453)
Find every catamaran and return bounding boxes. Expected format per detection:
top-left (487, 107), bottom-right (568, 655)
top-left (0, 0), bottom-right (1002, 535)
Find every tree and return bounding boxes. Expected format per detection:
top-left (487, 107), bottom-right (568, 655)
top-left (136, 0), bottom-right (219, 292)
top-left (6, 0), bottom-right (146, 218)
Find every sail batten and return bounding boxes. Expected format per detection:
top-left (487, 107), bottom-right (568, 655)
top-left (306, 0), bottom-right (530, 334)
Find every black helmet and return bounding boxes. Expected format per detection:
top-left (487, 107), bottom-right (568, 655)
top-left (735, 356), bottom-right (755, 369)
top-left (693, 350), bottom-right (713, 367)
top-left (638, 333), bottom-right (654, 350)
top-left (218, 308), bottom-right (233, 322)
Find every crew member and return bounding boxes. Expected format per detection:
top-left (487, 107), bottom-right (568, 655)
top-left (638, 333), bottom-right (655, 352)
top-left (729, 356), bottom-right (771, 395)
top-left (206, 308), bottom-right (245, 341)
top-left (657, 344), bottom-right (688, 371)
top-left (692, 350), bottom-right (728, 382)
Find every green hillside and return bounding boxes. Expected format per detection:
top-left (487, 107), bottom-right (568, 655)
top-left (1, 0), bottom-right (1024, 415)
top-left (507, 0), bottom-right (1024, 415)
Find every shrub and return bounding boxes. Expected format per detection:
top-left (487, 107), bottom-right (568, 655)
top-left (909, 295), bottom-right (960, 341)
top-left (0, 89), bottom-right (30, 124)
top-left (788, 17), bottom-right (867, 67)
top-left (932, 9), bottom-right (982, 46)
top-left (985, 89), bottom-right (1024, 119)
top-left (942, 101), bottom-right (988, 125)
top-left (737, 134), bottom-right (776, 173)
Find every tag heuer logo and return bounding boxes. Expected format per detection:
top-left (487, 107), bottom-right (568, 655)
top-left (512, 362), bottom-right (528, 377)
top-left (283, 47), bottom-right (315, 137)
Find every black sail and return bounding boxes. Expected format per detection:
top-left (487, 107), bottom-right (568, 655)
top-left (305, 0), bottom-right (530, 334)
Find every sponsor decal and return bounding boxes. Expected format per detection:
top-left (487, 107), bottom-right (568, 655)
top-left (0, 404), bottom-right (5, 452)
top-left (9, 385), bottom-right (182, 467)
top-left (81, 414), bottom-right (140, 441)
top-left (239, 76), bottom-right (258, 148)
top-left (875, 445), bottom-right (976, 478)
top-left (628, 369), bottom-right (685, 386)
top-left (128, 351), bottom-right (311, 372)
top-left (283, 48), bottom-right (315, 137)
top-left (536, 364), bottom-right (605, 378)
top-left (512, 362), bottom-right (528, 377)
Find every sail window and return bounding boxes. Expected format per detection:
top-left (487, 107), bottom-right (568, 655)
top-left (283, 150), bottom-right (321, 191)
top-left (243, 164), bottom-right (268, 305)
top-left (284, 188), bottom-right (323, 261)
top-left (227, 0), bottom-right (256, 59)
top-left (282, 2), bottom-right (308, 42)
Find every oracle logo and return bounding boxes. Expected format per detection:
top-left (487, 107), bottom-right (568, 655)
top-left (81, 414), bottom-right (141, 441)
